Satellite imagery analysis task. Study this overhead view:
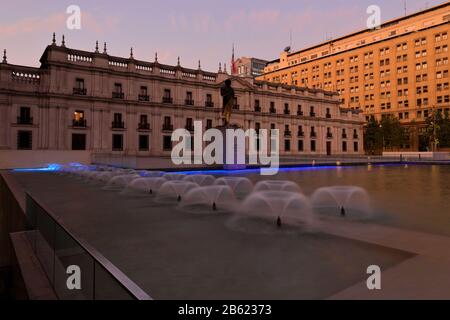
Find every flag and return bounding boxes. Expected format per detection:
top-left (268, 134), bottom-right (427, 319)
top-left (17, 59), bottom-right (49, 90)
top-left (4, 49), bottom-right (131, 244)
top-left (231, 44), bottom-right (237, 75)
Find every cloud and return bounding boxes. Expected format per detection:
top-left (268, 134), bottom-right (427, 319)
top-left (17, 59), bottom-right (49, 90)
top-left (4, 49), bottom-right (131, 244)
top-left (0, 10), bottom-right (119, 38)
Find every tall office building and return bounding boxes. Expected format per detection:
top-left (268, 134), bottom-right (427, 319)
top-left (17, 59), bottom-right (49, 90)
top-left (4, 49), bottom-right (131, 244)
top-left (258, 2), bottom-right (450, 151)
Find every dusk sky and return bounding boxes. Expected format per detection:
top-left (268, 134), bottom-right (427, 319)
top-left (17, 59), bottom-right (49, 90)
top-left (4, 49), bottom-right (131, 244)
top-left (0, 0), bottom-right (446, 71)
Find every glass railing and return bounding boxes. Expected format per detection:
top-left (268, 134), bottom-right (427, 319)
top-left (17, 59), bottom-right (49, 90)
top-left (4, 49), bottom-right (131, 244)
top-left (25, 193), bottom-right (151, 300)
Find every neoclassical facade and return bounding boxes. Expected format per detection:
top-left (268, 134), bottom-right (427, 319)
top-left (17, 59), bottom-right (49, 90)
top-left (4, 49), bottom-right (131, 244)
top-left (0, 38), bottom-right (364, 167)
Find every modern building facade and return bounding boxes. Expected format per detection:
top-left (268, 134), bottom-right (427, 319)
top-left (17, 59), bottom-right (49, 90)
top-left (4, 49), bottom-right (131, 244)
top-left (235, 57), bottom-right (268, 78)
top-left (0, 38), bottom-right (364, 168)
top-left (258, 2), bottom-right (450, 151)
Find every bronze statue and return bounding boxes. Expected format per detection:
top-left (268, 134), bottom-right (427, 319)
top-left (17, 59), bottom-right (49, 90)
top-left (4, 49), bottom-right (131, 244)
top-left (220, 79), bottom-right (234, 126)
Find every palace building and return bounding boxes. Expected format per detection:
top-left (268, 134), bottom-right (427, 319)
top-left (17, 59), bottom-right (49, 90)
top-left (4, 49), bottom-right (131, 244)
top-left (258, 2), bottom-right (450, 151)
top-left (0, 36), bottom-right (364, 168)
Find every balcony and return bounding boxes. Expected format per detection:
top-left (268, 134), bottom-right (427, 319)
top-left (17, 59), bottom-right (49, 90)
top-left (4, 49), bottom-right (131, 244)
top-left (284, 109), bottom-right (290, 115)
top-left (185, 125), bottom-right (195, 132)
top-left (310, 112), bottom-right (316, 117)
top-left (138, 94), bottom-right (150, 102)
top-left (185, 99), bottom-right (194, 106)
top-left (233, 104), bottom-right (240, 110)
top-left (342, 133), bottom-right (348, 139)
top-left (111, 121), bottom-right (125, 129)
top-left (297, 111), bottom-right (304, 116)
top-left (17, 116), bottom-right (33, 125)
top-left (73, 87), bottom-right (87, 95)
top-left (112, 92), bottom-right (124, 99)
top-left (326, 113), bottom-right (332, 119)
top-left (162, 97), bottom-right (173, 104)
top-left (284, 130), bottom-right (292, 137)
top-left (353, 134), bottom-right (359, 139)
top-left (254, 106), bottom-right (261, 112)
top-left (72, 119), bottom-right (87, 128)
top-left (269, 107), bottom-right (276, 114)
top-left (310, 132), bottom-right (317, 138)
top-left (205, 101), bottom-right (214, 108)
top-left (298, 131), bottom-right (305, 137)
top-left (162, 124), bottom-right (174, 131)
top-left (327, 133), bottom-right (333, 139)
top-left (138, 122), bottom-right (150, 130)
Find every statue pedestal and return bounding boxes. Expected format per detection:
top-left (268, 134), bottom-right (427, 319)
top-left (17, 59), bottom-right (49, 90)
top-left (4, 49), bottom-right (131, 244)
top-left (216, 124), bottom-right (247, 171)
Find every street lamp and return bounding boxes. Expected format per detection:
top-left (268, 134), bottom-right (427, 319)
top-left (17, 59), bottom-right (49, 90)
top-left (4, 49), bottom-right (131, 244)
top-left (379, 124), bottom-right (385, 153)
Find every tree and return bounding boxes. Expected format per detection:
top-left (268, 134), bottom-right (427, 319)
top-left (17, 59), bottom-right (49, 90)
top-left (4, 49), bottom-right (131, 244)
top-left (424, 109), bottom-right (450, 150)
top-left (364, 117), bottom-right (383, 154)
top-left (380, 115), bottom-right (405, 151)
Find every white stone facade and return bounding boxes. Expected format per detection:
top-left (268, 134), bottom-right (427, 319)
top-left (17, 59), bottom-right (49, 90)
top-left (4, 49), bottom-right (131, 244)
top-left (0, 42), bottom-right (365, 165)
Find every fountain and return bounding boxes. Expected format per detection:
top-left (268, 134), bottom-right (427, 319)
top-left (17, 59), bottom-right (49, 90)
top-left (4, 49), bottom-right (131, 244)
top-left (213, 177), bottom-right (253, 198)
top-left (162, 173), bottom-right (187, 181)
top-left (104, 174), bottom-right (141, 189)
top-left (182, 174), bottom-right (216, 186)
top-left (311, 186), bottom-right (372, 219)
top-left (123, 177), bottom-right (167, 195)
top-left (179, 185), bottom-right (236, 213)
top-left (155, 181), bottom-right (199, 203)
top-left (253, 180), bottom-right (301, 193)
top-left (231, 191), bottom-right (315, 234)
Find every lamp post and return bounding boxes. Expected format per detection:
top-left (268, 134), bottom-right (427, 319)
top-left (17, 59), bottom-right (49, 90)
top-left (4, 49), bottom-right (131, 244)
top-left (379, 124), bottom-right (384, 154)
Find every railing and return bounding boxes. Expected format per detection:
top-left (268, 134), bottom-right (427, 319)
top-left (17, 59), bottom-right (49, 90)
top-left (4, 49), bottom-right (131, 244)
top-left (160, 68), bottom-right (176, 76)
top-left (311, 132), bottom-right (317, 138)
top-left (202, 74), bottom-right (216, 82)
top-left (68, 54), bottom-right (93, 63)
top-left (162, 97), bottom-right (173, 104)
top-left (310, 112), bottom-right (316, 117)
top-left (73, 88), bottom-right (87, 95)
top-left (298, 131), bottom-right (305, 137)
top-left (342, 134), bottom-right (348, 139)
top-left (284, 109), bottom-right (290, 115)
top-left (17, 116), bottom-right (33, 125)
top-left (162, 124), bottom-right (173, 131)
top-left (11, 71), bottom-right (40, 84)
top-left (185, 125), bottom-right (195, 132)
top-left (185, 99), bottom-right (194, 106)
top-left (25, 193), bottom-right (151, 300)
top-left (297, 111), bottom-right (304, 116)
top-left (284, 131), bottom-right (292, 137)
top-left (112, 121), bottom-right (125, 129)
top-left (205, 101), bottom-right (214, 108)
top-left (270, 107), bottom-right (276, 114)
top-left (326, 114), bottom-right (332, 118)
top-left (327, 133), bottom-right (333, 139)
top-left (112, 92), bottom-right (124, 99)
top-left (353, 134), bottom-right (359, 139)
top-left (254, 106), bottom-right (261, 112)
top-left (72, 119), bottom-right (87, 128)
top-left (109, 60), bottom-right (128, 68)
top-left (138, 94), bottom-right (149, 102)
top-left (233, 104), bottom-right (240, 110)
top-left (136, 65), bottom-right (152, 72)
top-left (138, 123), bottom-right (150, 130)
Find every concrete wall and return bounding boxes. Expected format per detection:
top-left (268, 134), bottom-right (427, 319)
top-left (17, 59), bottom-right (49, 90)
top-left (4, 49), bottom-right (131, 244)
top-left (0, 150), bottom-right (91, 169)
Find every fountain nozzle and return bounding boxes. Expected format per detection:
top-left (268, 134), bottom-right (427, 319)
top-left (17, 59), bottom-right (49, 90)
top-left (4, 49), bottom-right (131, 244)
top-left (212, 202), bottom-right (217, 211)
top-left (177, 195), bottom-right (182, 202)
top-left (149, 189), bottom-right (153, 194)
top-left (340, 206), bottom-right (346, 217)
top-left (277, 216), bottom-right (282, 228)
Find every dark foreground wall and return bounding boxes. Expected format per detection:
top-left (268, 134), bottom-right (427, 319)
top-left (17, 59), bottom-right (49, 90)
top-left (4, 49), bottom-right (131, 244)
top-left (0, 171), bottom-right (28, 299)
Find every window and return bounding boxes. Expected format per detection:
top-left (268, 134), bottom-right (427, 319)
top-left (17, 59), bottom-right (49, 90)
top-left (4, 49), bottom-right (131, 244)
top-left (18, 106), bottom-right (32, 124)
top-left (354, 141), bottom-right (359, 152)
top-left (205, 94), bottom-right (213, 107)
top-left (206, 119), bottom-right (213, 130)
top-left (163, 136), bottom-right (172, 151)
top-left (185, 91), bottom-right (193, 105)
top-left (310, 140), bottom-right (316, 152)
top-left (342, 141), bottom-right (347, 152)
top-left (139, 135), bottom-right (149, 151)
top-left (72, 133), bottom-right (86, 150)
top-left (74, 78), bottom-right (86, 95)
top-left (163, 89), bottom-right (172, 103)
top-left (73, 110), bottom-right (86, 127)
top-left (114, 83), bottom-right (122, 92)
top-left (112, 134), bottom-right (123, 151)
top-left (298, 140), bottom-right (304, 151)
top-left (17, 130), bottom-right (32, 150)
top-left (284, 140), bottom-right (291, 152)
